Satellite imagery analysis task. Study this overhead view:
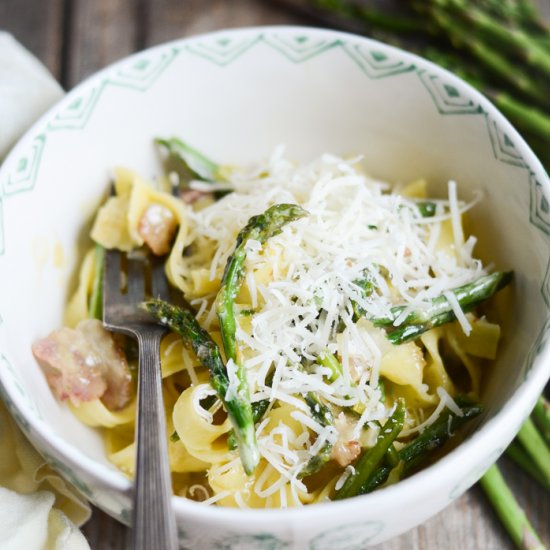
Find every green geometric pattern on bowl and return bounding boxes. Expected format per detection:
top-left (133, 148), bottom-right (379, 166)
top-left (342, 42), bottom-right (415, 78)
top-left (485, 115), bottom-right (526, 168)
top-left (526, 318), bottom-right (550, 381)
top-left (184, 35), bottom-right (263, 66)
top-left (530, 173), bottom-right (550, 235)
top-left (48, 82), bottom-right (107, 131)
top-left (48, 48), bottom-right (179, 132)
top-left (0, 353), bottom-right (42, 420)
top-left (3, 134), bottom-right (46, 197)
top-left (0, 31), bottom-right (537, 232)
top-left (213, 533), bottom-right (288, 550)
top-left (308, 521), bottom-right (385, 550)
top-left (40, 449), bottom-right (94, 498)
top-left (264, 34), bottom-right (340, 63)
top-left (108, 47), bottom-right (179, 91)
top-left (0, 379), bottom-right (31, 434)
top-left (417, 69), bottom-right (481, 115)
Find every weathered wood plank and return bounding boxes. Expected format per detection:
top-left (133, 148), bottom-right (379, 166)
top-left (0, 0), bottom-right (64, 79)
top-left (142, 0), bottom-right (311, 47)
top-left (63, 0), bottom-right (139, 87)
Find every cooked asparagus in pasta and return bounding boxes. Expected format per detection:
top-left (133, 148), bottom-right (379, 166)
top-left (32, 140), bottom-right (511, 508)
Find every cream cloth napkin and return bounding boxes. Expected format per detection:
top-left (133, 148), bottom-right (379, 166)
top-left (0, 32), bottom-right (91, 550)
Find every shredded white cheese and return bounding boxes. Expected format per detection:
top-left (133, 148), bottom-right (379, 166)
top-left (184, 151), bottom-right (485, 497)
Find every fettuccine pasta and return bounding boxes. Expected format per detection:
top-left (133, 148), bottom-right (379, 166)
top-left (32, 141), bottom-right (510, 508)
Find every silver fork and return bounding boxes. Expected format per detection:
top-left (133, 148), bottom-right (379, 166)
top-left (103, 249), bottom-right (178, 550)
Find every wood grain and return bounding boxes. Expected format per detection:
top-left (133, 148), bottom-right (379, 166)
top-left (63, 0), bottom-right (139, 87)
top-left (2, 0), bottom-right (549, 548)
top-left (0, 0), bottom-right (65, 78)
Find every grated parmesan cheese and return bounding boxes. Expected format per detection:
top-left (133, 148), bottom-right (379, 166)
top-left (182, 151), bottom-right (487, 500)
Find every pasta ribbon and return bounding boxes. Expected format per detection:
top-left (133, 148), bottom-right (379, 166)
top-left (172, 385), bottom-right (232, 464)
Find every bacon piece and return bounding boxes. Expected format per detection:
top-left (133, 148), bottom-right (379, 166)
top-left (138, 203), bottom-right (178, 256)
top-left (331, 412), bottom-right (362, 467)
top-left (32, 319), bottom-right (131, 410)
top-left (331, 440), bottom-right (361, 467)
top-left (179, 189), bottom-right (208, 204)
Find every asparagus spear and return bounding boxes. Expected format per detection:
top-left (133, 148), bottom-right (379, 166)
top-left (213, 204), bottom-right (306, 469)
top-left (317, 350), bottom-right (344, 382)
top-left (89, 243), bottom-right (105, 320)
top-left (505, 440), bottom-right (550, 490)
top-left (216, 203), bottom-right (308, 364)
top-left (417, 201), bottom-right (437, 217)
top-left (516, 418), bottom-right (550, 488)
top-left (480, 465), bottom-right (546, 550)
top-left (353, 399), bottom-right (483, 497)
top-left (398, 399), bottom-right (483, 475)
top-left (434, 0), bottom-right (550, 75)
top-left (358, 464), bottom-right (392, 494)
top-left (298, 393), bottom-right (335, 478)
top-left (372, 271), bottom-right (513, 345)
top-left (156, 137), bottom-right (221, 182)
top-left (531, 395), bottom-right (550, 447)
top-left (141, 299), bottom-right (260, 474)
top-left (227, 399), bottom-right (271, 451)
top-left (334, 400), bottom-right (405, 500)
top-left (423, 3), bottom-right (550, 110)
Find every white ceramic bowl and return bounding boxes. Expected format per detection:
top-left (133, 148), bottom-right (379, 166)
top-left (1, 26), bottom-right (549, 549)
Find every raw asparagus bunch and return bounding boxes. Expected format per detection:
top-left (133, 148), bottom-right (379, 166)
top-left (277, 0), bottom-right (550, 166)
top-left (506, 395), bottom-right (550, 491)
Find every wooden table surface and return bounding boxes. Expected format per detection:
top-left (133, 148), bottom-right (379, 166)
top-left (2, 1), bottom-right (549, 548)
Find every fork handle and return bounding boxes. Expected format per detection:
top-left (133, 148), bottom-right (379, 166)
top-left (130, 329), bottom-right (178, 550)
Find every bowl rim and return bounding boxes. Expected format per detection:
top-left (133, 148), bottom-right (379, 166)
top-left (1, 24), bottom-right (549, 526)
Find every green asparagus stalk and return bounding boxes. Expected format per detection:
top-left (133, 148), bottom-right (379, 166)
top-left (317, 350), bottom-right (344, 382)
top-left (334, 400), bottom-right (405, 500)
top-left (532, 396), bottom-right (550, 447)
top-left (516, 418), bottom-right (550, 488)
top-left (227, 399), bottom-right (271, 451)
top-left (298, 393), bottom-right (334, 478)
top-left (216, 203), bottom-right (308, 363)
top-left (358, 463), bottom-right (392, 493)
top-left (480, 465), bottom-right (546, 550)
top-left (89, 243), bottom-right (105, 320)
top-left (372, 271), bottom-right (513, 344)
top-left (417, 201), bottom-right (437, 217)
top-left (141, 299), bottom-right (260, 474)
top-left (348, 399), bottom-right (483, 497)
top-left (214, 204), bottom-right (306, 470)
top-left (156, 137), bottom-right (221, 182)
top-left (398, 399), bottom-right (483, 474)
top-left (424, 3), bottom-right (550, 109)
top-left (505, 440), bottom-right (550, 490)
top-left (434, 0), bottom-right (550, 75)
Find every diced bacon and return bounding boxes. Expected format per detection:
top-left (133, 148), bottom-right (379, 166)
top-left (330, 412), bottom-right (362, 466)
top-left (179, 189), bottom-right (209, 204)
top-left (331, 440), bottom-right (361, 467)
top-left (32, 319), bottom-right (131, 410)
top-left (138, 203), bottom-right (178, 255)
